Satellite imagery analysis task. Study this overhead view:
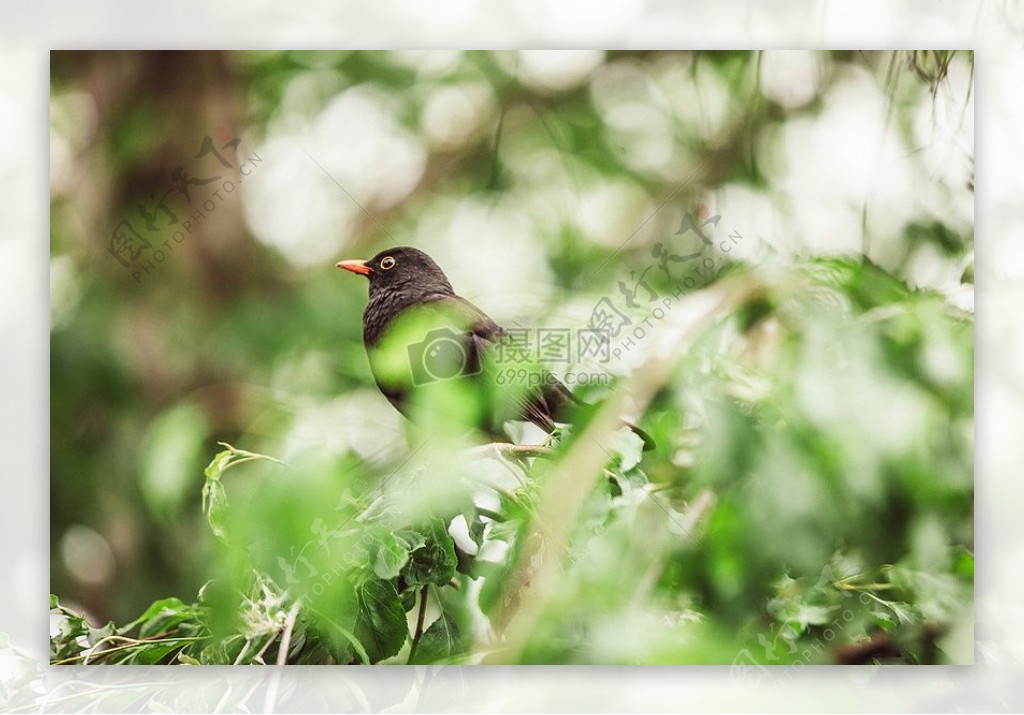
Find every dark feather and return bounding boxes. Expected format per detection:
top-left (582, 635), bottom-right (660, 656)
top-left (346, 246), bottom-right (652, 449)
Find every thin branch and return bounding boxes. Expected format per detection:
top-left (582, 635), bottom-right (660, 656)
top-left (252, 633), bottom-right (276, 664)
top-left (467, 442), bottom-right (556, 460)
top-left (52, 636), bottom-right (203, 665)
top-left (676, 488), bottom-right (715, 542)
top-left (408, 585), bottom-right (430, 664)
top-left (232, 637), bottom-right (254, 665)
top-left (489, 277), bottom-right (761, 662)
top-left (476, 507), bottom-right (507, 523)
top-left (276, 601), bottom-right (302, 666)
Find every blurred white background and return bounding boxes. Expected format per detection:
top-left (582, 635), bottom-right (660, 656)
top-left (3, 0), bottom-right (1020, 711)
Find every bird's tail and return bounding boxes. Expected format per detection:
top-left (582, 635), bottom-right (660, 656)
top-left (540, 378), bottom-right (656, 451)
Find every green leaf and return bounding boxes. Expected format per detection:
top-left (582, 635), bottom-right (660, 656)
top-left (203, 449), bottom-right (233, 485)
top-left (396, 529), bottom-right (426, 552)
top-left (326, 622), bottom-right (370, 665)
top-left (400, 586), bottom-right (418, 611)
top-left (199, 640), bottom-right (233, 665)
top-left (886, 601), bottom-right (919, 626)
top-left (954, 550), bottom-right (974, 579)
top-left (143, 602), bottom-right (198, 635)
top-left (125, 641), bottom-right (183, 665)
top-left (401, 519), bottom-right (457, 587)
top-left (887, 565), bottom-right (965, 623)
top-left (610, 463), bottom-right (649, 496)
top-left (609, 429), bottom-right (645, 472)
top-left (204, 480), bottom-right (229, 539)
top-left (788, 604), bottom-right (837, 630)
top-left (86, 622), bottom-right (115, 647)
top-left (201, 443), bottom-right (284, 539)
top-left (466, 514), bottom-right (486, 549)
top-left (410, 607), bottom-right (462, 664)
top-left (873, 610), bottom-right (897, 631)
top-left (140, 599), bottom-right (199, 639)
top-left (51, 600), bottom-right (89, 661)
top-left (55, 611), bottom-right (86, 641)
top-left (369, 528), bottom-right (411, 580)
top-left (353, 579), bottom-right (408, 663)
top-left (205, 442), bottom-right (283, 481)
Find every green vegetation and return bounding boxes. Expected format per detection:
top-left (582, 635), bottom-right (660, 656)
top-left (50, 50), bottom-right (973, 664)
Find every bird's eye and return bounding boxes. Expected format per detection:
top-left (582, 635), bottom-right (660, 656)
top-left (380, 256), bottom-right (396, 270)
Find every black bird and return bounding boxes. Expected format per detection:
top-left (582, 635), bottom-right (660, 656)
top-left (337, 246), bottom-right (653, 448)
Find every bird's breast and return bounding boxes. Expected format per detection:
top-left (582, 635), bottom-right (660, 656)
top-left (362, 291), bottom-right (413, 347)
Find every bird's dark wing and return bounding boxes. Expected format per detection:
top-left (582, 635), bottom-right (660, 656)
top-left (420, 293), bottom-right (506, 341)
top-left (413, 293), bottom-right (652, 448)
top-left (421, 294), bottom-right (579, 432)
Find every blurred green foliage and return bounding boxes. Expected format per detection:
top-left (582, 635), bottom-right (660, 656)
top-left (50, 50), bottom-right (973, 664)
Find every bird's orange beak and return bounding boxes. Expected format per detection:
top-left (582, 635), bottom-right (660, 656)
top-left (336, 259), bottom-right (372, 276)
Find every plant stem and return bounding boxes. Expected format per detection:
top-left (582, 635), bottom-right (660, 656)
top-left (468, 443), bottom-right (556, 460)
top-left (408, 585), bottom-right (429, 663)
top-left (276, 601), bottom-right (302, 666)
top-left (51, 636), bottom-right (204, 665)
top-left (476, 507), bottom-right (507, 523)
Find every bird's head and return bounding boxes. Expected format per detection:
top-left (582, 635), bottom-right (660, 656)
top-left (336, 246), bottom-right (454, 300)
